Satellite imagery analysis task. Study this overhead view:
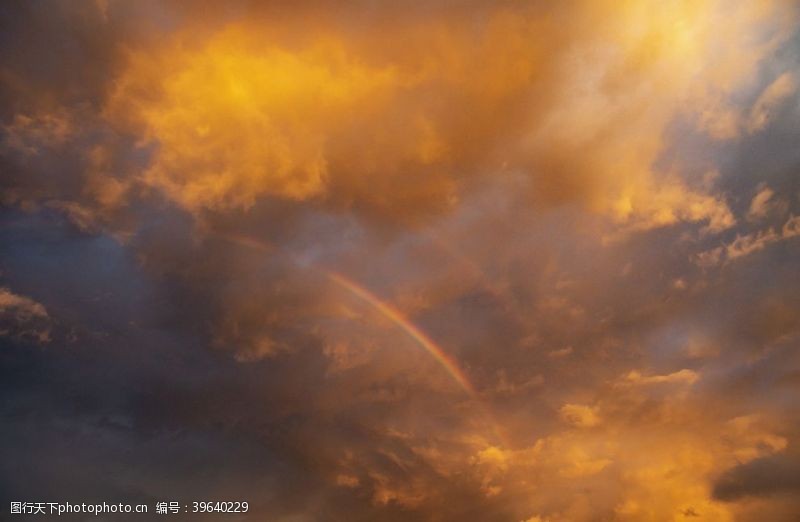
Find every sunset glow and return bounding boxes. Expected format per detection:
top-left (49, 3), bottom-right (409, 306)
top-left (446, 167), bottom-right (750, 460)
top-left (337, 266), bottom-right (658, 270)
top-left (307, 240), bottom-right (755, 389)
top-left (2, 1), bottom-right (800, 520)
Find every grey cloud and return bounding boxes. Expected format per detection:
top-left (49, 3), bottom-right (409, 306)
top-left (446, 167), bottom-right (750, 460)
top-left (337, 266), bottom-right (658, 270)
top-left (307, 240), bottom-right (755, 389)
top-left (713, 453), bottom-right (800, 501)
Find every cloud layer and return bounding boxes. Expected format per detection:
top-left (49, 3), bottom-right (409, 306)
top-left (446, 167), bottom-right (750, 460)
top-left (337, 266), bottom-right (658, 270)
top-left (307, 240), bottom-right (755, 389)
top-left (2, 1), bottom-right (800, 520)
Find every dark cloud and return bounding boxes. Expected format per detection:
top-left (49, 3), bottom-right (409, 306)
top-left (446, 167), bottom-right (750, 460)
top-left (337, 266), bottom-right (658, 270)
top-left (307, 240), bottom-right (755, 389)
top-left (713, 453), bottom-right (800, 501)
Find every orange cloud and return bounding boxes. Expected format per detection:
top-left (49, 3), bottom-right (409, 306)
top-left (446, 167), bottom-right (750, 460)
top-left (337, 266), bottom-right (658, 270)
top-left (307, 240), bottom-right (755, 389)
top-left (559, 403), bottom-right (602, 428)
top-left (102, 0), bottom-right (793, 230)
top-left (697, 215), bottom-right (800, 266)
top-left (3, 2), bottom-right (798, 520)
top-left (0, 287), bottom-right (50, 343)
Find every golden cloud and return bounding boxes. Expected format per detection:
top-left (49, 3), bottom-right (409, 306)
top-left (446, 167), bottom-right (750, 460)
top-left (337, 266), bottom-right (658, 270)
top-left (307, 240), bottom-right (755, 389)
top-left (102, 0), bottom-right (793, 229)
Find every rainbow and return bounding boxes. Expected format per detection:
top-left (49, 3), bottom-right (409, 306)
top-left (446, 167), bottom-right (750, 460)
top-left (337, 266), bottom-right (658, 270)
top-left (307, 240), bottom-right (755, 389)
top-left (220, 232), bottom-right (511, 445)
top-left (326, 272), bottom-right (476, 397)
top-left (222, 232), bottom-right (476, 397)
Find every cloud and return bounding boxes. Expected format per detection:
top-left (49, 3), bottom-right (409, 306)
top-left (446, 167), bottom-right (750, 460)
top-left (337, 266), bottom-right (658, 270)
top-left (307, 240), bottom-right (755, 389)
top-left (0, 287), bottom-right (47, 318)
top-left (548, 346), bottom-right (573, 359)
top-left (697, 215), bottom-right (800, 266)
top-left (559, 404), bottom-right (601, 428)
top-left (622, 369), bottom-right (700, 386)
top-left (725, 415), bottom-right (788, 463)
top-left (83, 0), bottom-right (788, 231)
top-left (696, 70), bottom-right (797, 138)
top-left (713, 453), bottom-right (800, 501)
top-left (1, 1), bottom-right (800, 521)
top-left (747, 72), bottom-right (797, 133)
top-left (107, 27), bottom-right (400, 211)
top-left (0, 287), bottom-right (50, 343)
top-left (747, 185), bottom-right (777, 221)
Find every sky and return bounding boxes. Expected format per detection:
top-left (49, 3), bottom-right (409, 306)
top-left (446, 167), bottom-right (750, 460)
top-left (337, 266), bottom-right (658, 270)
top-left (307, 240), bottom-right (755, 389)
top-left (1, 1), bottom-right (800, 520)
